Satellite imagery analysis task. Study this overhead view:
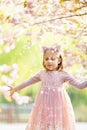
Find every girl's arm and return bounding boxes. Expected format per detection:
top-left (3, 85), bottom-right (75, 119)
top-left (63, 72), bottom-right (87, 89)
top-left (10, 71), bottom-right (41, 94)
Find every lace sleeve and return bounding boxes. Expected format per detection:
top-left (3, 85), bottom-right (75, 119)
top-left (14, 71), bottom-right (41, 91)
top-left (63, 72), bottom-right (87, 89)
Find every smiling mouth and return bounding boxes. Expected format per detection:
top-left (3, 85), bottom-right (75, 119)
top-left (47, 64), bottom-right (52, 66)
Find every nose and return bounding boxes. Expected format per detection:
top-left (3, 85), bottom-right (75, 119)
top-left (48, 60), bottom-right (52, 63)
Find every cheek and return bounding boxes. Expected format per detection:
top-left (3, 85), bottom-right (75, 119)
top-left (56, 62), bottom-right (58, 66)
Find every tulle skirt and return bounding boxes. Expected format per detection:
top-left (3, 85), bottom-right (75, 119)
top-left (26, 87), bottom-right (76, 130)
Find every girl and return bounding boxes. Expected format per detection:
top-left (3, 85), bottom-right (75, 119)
top-left (9, 45), bottom-right (87, 130)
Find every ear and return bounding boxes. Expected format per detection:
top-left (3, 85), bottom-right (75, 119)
top-left (54, 45), bottom-right (60, 52)
top-left (42, 46), bottom-right (48, 52)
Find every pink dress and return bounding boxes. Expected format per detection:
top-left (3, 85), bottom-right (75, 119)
top-left (15, 70), bottom-right (87, 130)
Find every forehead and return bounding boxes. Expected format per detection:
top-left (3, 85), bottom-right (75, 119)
top-left (44, 50), bottom-right (58, 57)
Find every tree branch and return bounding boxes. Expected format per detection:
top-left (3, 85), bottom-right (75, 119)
top-left (32, 12), bottom-right (87, 25)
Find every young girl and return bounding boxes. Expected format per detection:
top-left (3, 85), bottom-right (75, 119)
top-left (9, 45), bottom-right (87, 130)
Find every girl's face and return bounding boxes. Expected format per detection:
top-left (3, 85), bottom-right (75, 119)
top-left (43, 50), bottom-right (59, 71)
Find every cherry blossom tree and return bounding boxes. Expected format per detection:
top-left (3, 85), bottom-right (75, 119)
top-left (0, 0), bottom-right (87, 95)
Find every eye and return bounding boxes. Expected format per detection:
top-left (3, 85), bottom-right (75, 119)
top-left (45, 57), bottom-right (49, 61)
top-left (51, 57), bottom-right (55, 60)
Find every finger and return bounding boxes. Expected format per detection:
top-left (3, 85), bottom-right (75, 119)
top-left (8, 86), bottom-right (13, 89)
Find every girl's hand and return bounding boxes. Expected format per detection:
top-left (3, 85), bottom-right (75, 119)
top-left (8, 86), bottom-right (16, 97)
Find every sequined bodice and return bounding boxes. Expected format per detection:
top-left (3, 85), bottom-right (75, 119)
top-left (41, 71), bottom-right (64, 89)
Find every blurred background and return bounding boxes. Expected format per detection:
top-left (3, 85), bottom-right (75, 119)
top-left (0, 0), bottom-right (87, 126)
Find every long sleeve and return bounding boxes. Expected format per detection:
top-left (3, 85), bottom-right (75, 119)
top-left (14, 71), bottom-right (41, 91)
top-left (63, 72), bottom-right (87, 89)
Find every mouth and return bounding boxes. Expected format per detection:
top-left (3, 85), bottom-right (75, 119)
top-left (47, 65), bottom-right (53, 67)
